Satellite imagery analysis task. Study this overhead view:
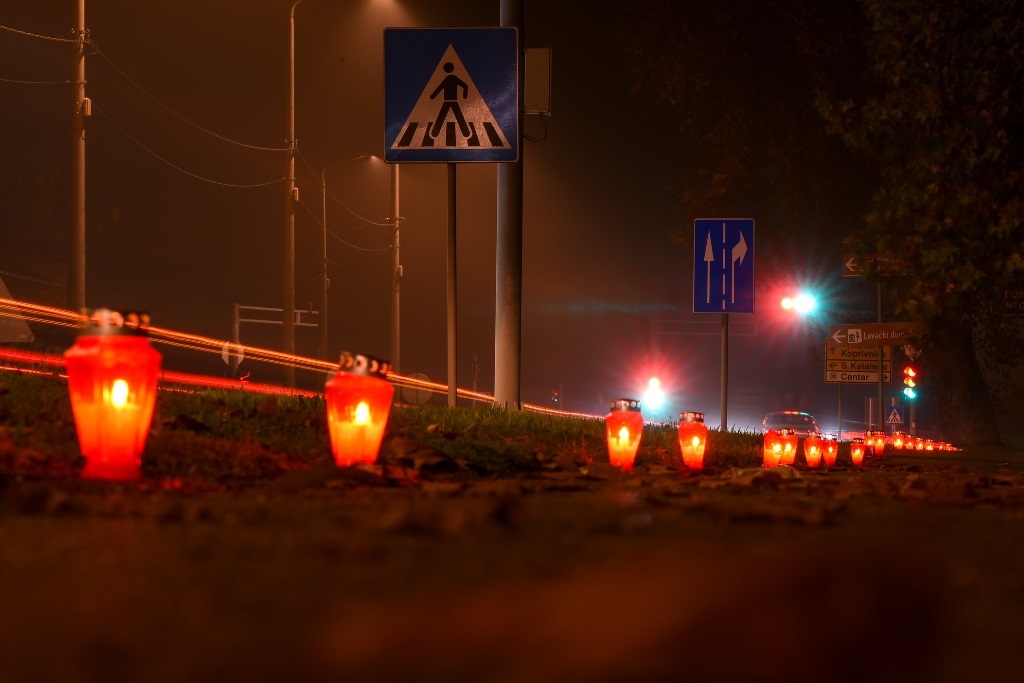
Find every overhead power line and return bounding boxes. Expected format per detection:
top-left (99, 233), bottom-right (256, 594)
top-left (0, 76), bottom-right (71, 85)
top-left (88, 41), bottom-right (291, 153)
top-left (0, 23), bottom-right (79, 43)
top-left (299, 200), bottom-right (393, 253)
top-left (296, 150), bottom-right (392, 227)
top-left (2, 21), bottom-right (290, 154)
top-left (94, 104), bottom-right (287, 188)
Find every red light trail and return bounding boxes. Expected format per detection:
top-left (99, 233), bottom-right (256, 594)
top-left (0, 297), bottom-right (599, 417)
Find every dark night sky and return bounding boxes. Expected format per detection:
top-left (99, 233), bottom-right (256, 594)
top-left (1, 0), bottom-right (887, 431)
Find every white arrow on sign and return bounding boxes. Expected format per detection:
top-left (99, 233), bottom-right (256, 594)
top-left (831, 329), bottom-right (847, 345)
top-left (731, 233), bottom-right (748, 305)
top-left (704, 234), bottom-right (714, 305)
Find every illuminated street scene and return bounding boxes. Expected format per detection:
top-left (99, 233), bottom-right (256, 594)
top-left (2, 0), bottom-right (1023, 680)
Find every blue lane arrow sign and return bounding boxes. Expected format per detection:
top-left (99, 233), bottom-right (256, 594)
top-left (693, 219), bottom-right (755, 313)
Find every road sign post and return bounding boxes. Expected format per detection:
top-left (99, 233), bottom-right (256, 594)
top-left (693, 219), bottom-right (755, 431)
top-left (384, 28), bottom-right (519, 407)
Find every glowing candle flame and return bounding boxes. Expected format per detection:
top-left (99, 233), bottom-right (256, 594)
top-left (110, 378), bottom-right (130, 409)
top-left (354, 401), bottom-right (370, 425)
top-left (618, 425), bottom-right (630, 446)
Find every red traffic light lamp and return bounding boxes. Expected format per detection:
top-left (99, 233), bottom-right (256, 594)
top-left (903, 365), bottom-right (918, 399)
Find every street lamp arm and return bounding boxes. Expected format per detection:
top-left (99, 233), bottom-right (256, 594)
top-left (320, 154), bottom-right (374, 187)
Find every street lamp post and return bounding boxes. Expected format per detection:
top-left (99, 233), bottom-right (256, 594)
top-left (71, 0), bottom-right (87, 313)
top-left (320, 157), bottom-right (401, 373)
top-left (320, 154), bottom-right (372, 362)
top-left (284, 0), bottom-right (303, 387)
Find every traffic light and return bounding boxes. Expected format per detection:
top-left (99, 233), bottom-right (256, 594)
top-left (903, 365), bottom-right (918, 399)
top-left (551, 390), bottom-right (559, 405)
top-left (780, 292), bottom-right (816, 315)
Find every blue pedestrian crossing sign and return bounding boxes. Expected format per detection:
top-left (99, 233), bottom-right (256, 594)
top-left (384, 28), bottom-right (519, 163)
top-left (693, 219), bottom-right (755, 313)
top-left (886, 406), bottom-right (906, 429)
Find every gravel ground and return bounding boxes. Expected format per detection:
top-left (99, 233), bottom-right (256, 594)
top-left (3, 449), bottom-right (1024, 683)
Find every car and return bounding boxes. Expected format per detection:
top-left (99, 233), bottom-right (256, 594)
top-left (762, 411), bottom-right (820, 437)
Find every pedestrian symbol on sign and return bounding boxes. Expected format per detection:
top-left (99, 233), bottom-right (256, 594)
top-left (391, 45), bottom-right (510, 151)
top-left (429, 62), bottom-right (470, 139)
top-left (886, 407), bottom-right (905, 426)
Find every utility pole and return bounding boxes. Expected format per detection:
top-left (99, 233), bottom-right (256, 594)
top-left (494, 0), bottom-right (524, 410)
top-left (284, 0), bottom-right (302, 387)
top-left (70, 0), bottom-right (87, 312)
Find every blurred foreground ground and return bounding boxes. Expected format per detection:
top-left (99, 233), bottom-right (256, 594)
top-left (3, 444), bottom-right (1024, 683)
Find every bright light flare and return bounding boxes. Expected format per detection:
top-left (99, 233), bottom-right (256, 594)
top-left (642, 377), bottom-right (665, 411)
top-left (780, 292), bottom-right (816, 315)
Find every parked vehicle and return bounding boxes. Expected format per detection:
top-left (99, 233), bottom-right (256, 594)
top-left (761, 411), bottom-right (820, 437)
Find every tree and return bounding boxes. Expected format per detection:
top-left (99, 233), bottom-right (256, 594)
top-left (819, 0), bottom-right (1024, 444)
top-left (616, 0), bottom-right (874, 276)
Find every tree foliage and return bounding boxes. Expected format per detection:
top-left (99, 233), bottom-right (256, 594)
top-left (617, 0), bottom-right (873, 274)
top-left (819, 0), bottom-right (1024, 443)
